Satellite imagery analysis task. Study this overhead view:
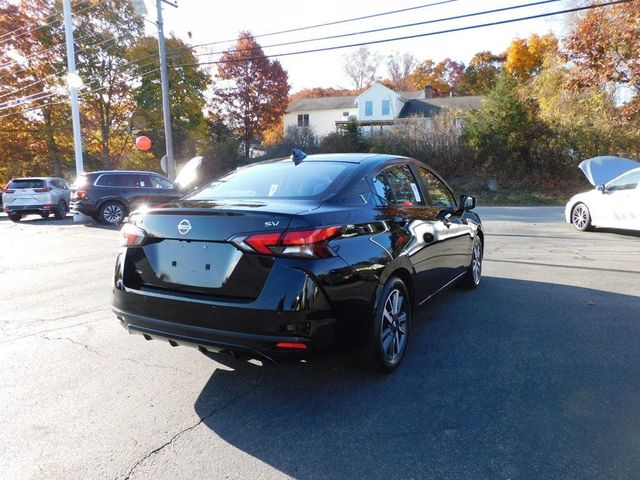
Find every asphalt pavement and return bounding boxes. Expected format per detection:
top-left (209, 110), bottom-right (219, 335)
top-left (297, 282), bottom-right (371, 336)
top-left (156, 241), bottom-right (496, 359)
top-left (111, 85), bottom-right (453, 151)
top-left (1, 207), bottom-right (639, 480)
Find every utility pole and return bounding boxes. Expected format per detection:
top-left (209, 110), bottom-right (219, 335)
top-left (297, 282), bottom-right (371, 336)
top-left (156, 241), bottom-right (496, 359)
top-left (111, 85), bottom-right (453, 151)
top-left (155, 0), bottom-right (177, 180)
top-left (62, 0), bottom-right (84, 176)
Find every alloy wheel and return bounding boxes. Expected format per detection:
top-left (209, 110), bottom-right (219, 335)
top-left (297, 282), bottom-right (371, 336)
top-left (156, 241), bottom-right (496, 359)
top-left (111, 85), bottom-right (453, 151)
top-left (103, 204), bottom-right (124, 224)
top-left (572, 204), bottom-right (588, 230)
top-left (380, 288), bottom-right (408, 363)
top-left (472, 241), bottom-right (482, 285)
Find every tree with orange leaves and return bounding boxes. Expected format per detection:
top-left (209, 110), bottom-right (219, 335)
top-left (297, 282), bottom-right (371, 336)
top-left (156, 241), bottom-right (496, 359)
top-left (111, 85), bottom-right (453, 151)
top-left (564, 1), bottom-right (640, 117)
top-left (214, 32), bottom-right (290, 159)
top-left (504, 33), bottom-right (558, 82)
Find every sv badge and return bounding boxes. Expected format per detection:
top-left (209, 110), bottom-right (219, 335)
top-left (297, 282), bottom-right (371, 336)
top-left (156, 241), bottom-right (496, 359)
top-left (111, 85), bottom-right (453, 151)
top-left (265, 221), bottom-right (280, 227)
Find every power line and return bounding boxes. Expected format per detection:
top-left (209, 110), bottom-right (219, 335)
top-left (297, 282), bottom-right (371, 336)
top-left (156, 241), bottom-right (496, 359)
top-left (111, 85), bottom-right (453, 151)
top-left (0, 0), bottom-right (105, 46)
top-left (190, 0), bottom-right (563, 59)
top-left (0, 66), bottom-right (161, 117)
top-left (188, 0), bottom-right (460, 52)
top-left (171, 0), bottom-right (632, 69)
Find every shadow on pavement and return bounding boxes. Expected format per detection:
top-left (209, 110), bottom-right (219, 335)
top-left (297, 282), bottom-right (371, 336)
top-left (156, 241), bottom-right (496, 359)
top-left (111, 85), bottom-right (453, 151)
top-left (194, 276), bottom-right (640, 479)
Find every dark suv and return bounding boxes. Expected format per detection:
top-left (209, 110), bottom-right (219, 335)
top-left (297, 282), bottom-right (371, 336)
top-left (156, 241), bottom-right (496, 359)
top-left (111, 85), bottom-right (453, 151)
top-left (71, 171), bottom-right (183, 224)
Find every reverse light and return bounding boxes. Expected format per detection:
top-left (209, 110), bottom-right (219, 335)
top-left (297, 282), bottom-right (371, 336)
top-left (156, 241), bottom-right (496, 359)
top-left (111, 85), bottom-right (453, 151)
top-left (235, 226), bottom-right (341, 258)
top-left (120, 223), bottom-right (148, 247)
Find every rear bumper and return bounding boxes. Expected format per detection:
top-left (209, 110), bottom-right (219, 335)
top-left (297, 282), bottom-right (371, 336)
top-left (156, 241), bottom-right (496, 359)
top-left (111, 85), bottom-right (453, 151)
top-left (4, 204), bottom-right (55, 214)
top-left (70, 200), bottom-right (98, 216)
top-left (113, 307), bottom-right (313, 362)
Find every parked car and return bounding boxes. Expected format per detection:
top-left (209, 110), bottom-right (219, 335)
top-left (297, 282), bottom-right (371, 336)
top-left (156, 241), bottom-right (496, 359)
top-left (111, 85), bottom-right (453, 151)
top-left (565, 156), bottom-right (640, 232)
top-left (112, 153), bottom-right (483, 372)
top-left (71, 170), bottom-right (184, 225)
top-left (2, 177), bottom-right (70, 222)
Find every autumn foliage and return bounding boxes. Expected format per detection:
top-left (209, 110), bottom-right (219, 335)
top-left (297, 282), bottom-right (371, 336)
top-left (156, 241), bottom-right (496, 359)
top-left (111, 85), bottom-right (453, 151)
top-left (213, 32), bottom-right (290, 159)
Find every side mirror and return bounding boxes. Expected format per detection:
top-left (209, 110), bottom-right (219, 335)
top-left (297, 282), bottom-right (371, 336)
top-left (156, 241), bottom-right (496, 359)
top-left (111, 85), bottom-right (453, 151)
top-left (459, 194), bottom-right (477, 211)
top-left (596, 184), bottom-right (606, 194)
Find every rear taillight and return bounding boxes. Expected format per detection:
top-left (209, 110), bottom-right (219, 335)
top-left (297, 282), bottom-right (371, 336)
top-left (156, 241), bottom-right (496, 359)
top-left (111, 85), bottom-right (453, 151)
top-left (234, 226), bottom-right (342, 258)
top-left (76, 190), bottom-right (88, 200)
top-left (2, 184), bottom-right (14, 193)
top-left (34, 187), bottom-right (51, 193)
top-left (120, 223), bottom-right (148, 247)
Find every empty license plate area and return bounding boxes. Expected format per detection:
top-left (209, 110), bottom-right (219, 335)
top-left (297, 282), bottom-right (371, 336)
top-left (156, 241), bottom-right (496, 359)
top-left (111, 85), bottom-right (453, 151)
top-left (143, 240), bottom-right (243, 289)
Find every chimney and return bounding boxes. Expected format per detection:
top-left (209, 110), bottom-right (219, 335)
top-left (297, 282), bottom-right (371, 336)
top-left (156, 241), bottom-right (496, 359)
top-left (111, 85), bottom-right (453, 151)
top-left (425, 84), bottom-right (434, 99)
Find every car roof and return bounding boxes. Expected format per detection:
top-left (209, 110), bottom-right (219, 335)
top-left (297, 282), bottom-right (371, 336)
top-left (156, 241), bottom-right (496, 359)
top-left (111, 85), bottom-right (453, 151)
top-left (11, 177), bottom-right (61, 181)
top-left (83, 170), bottom-right (162, 175)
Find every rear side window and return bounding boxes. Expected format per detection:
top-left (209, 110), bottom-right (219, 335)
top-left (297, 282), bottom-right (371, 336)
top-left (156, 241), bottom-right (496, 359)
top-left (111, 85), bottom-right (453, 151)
top-left (416, 167), bottom-right (456, 208)
top-left (189, 161), bottom-right (353, 199)
top-left (150, 175), bottom-right (175, 189)
top-left (372, 165), bottom-right (423, 205)
top-left (96, 174), bottom-right (149, 187)
top-left (8, 179), bottom-right (45, 189)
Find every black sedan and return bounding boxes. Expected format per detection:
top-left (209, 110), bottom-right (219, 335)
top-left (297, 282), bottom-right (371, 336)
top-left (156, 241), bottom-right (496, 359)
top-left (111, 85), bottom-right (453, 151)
top-left (112, 153), bottom-right (483, 372)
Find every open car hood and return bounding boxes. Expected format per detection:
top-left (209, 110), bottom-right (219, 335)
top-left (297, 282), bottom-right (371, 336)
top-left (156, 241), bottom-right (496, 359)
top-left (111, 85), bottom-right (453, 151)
top-left (578, 156), bottom-right (640, 186)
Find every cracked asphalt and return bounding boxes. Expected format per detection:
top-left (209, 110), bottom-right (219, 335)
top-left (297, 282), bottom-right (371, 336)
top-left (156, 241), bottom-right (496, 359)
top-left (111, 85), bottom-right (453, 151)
top-left (1, 206), bottom-right (639, 480)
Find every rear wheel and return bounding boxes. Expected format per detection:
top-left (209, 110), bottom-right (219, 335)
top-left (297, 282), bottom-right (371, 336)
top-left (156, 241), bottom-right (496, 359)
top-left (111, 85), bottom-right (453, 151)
top-left (99, 201), bottom-right (126, 225)
top-left (54, 200), bottom-right (67, 220)
top-left (40, 212), bottom-right (50, 218)
top-left (571, 203), bottom-right (593, 231)
top-left (8, 212), bottom-right (22, 222)
top-left (355, 277), bottom-right (411, 373)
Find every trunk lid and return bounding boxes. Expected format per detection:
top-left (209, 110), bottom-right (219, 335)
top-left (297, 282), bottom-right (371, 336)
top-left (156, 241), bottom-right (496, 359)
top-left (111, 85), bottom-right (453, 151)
top-left (124, 199), bottom-right (319, 299)
top-left (138, 198), bottom-right (319, 241)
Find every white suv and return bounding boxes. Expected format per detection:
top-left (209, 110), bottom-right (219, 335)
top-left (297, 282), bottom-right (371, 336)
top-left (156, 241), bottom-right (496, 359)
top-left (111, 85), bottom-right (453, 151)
top-left (2, 177), bottom-right (71, 222)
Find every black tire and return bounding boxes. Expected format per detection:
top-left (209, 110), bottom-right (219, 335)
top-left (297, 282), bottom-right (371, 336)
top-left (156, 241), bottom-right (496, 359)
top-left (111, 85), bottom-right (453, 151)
top-left (54, 200), bottom-right (67, 220)
top-left (40, 212), bottom-right (50, 218)
top-left (99, 201), bottom-right (127, 225)
top-left (8, 212), bottom-right (21, 222)
top-left (459, 237), bottom-right (483, 289)
top-left (571, 203), bottom-right (593, 231)
top-left (354, 276), bottom-right (411, 373)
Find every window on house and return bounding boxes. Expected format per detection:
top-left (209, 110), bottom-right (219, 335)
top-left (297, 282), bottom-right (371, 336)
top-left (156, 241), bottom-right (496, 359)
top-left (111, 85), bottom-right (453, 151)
top-left (364, 101), bottom-right (373, 116)
top-left (381, 100), bottom-right (390, 116)
top-left (297, 114), bottom-right (309, 127)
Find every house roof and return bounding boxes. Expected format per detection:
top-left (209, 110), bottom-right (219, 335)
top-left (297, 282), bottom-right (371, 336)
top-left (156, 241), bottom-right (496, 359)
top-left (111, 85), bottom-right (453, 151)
top-left (287, 95), bottom-right (356, 112)
top-left (399, 96), bottom-right (484, 118)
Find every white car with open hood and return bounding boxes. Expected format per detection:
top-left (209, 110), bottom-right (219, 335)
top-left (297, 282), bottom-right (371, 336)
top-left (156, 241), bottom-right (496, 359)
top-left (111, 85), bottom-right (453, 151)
top-left (565, 156), bottom-right (640, 232)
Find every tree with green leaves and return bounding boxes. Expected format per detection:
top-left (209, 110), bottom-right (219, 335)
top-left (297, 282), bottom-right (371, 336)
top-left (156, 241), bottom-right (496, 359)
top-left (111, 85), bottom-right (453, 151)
top-left (128, 36), bottom-right (210, 167)
top-left (464, 74), bottom-right (547, 173)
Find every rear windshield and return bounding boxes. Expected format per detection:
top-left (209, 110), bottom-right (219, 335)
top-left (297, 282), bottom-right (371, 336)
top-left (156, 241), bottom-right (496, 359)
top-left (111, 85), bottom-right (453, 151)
top-left (8, 179), bottom-right (45, 189)
top-left (188, 161), bottom-right (353, 200)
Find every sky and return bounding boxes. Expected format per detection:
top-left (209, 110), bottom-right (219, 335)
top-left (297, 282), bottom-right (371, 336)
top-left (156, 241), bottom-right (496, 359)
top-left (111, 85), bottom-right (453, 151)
top-left (152, 0), bottom-right (571, 92)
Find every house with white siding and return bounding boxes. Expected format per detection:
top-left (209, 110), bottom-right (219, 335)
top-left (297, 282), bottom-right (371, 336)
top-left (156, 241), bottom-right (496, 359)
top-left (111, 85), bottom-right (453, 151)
top-left (284, 82), bottom-right (483, 139)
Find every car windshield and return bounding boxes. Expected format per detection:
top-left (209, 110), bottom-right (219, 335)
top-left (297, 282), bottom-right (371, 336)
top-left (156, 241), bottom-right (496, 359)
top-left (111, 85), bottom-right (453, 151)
top-left (8, 179), bottom-right (45, 189)
top-left (187, 161), bottom-right (353, 200)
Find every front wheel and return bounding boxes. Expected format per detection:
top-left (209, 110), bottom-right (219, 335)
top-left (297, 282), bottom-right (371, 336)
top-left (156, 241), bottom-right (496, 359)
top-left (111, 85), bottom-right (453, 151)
top-left (459, 237), bottom-right (483, 289)
top-left (571, 203), bottom-right (593, 231)
top-left (355, 277), bottom-right (411, 373)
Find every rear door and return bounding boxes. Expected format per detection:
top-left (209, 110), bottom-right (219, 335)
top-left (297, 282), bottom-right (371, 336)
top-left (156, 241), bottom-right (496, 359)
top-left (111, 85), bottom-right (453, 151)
top-left (371, 164), bottom-right (453, 301)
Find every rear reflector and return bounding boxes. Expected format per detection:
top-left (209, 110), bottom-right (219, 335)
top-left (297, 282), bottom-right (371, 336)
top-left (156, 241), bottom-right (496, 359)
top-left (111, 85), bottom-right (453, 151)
top-left (275, 342), bottom-right (308, 350)
top-left (237, 226), bottom-right (341, 258)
